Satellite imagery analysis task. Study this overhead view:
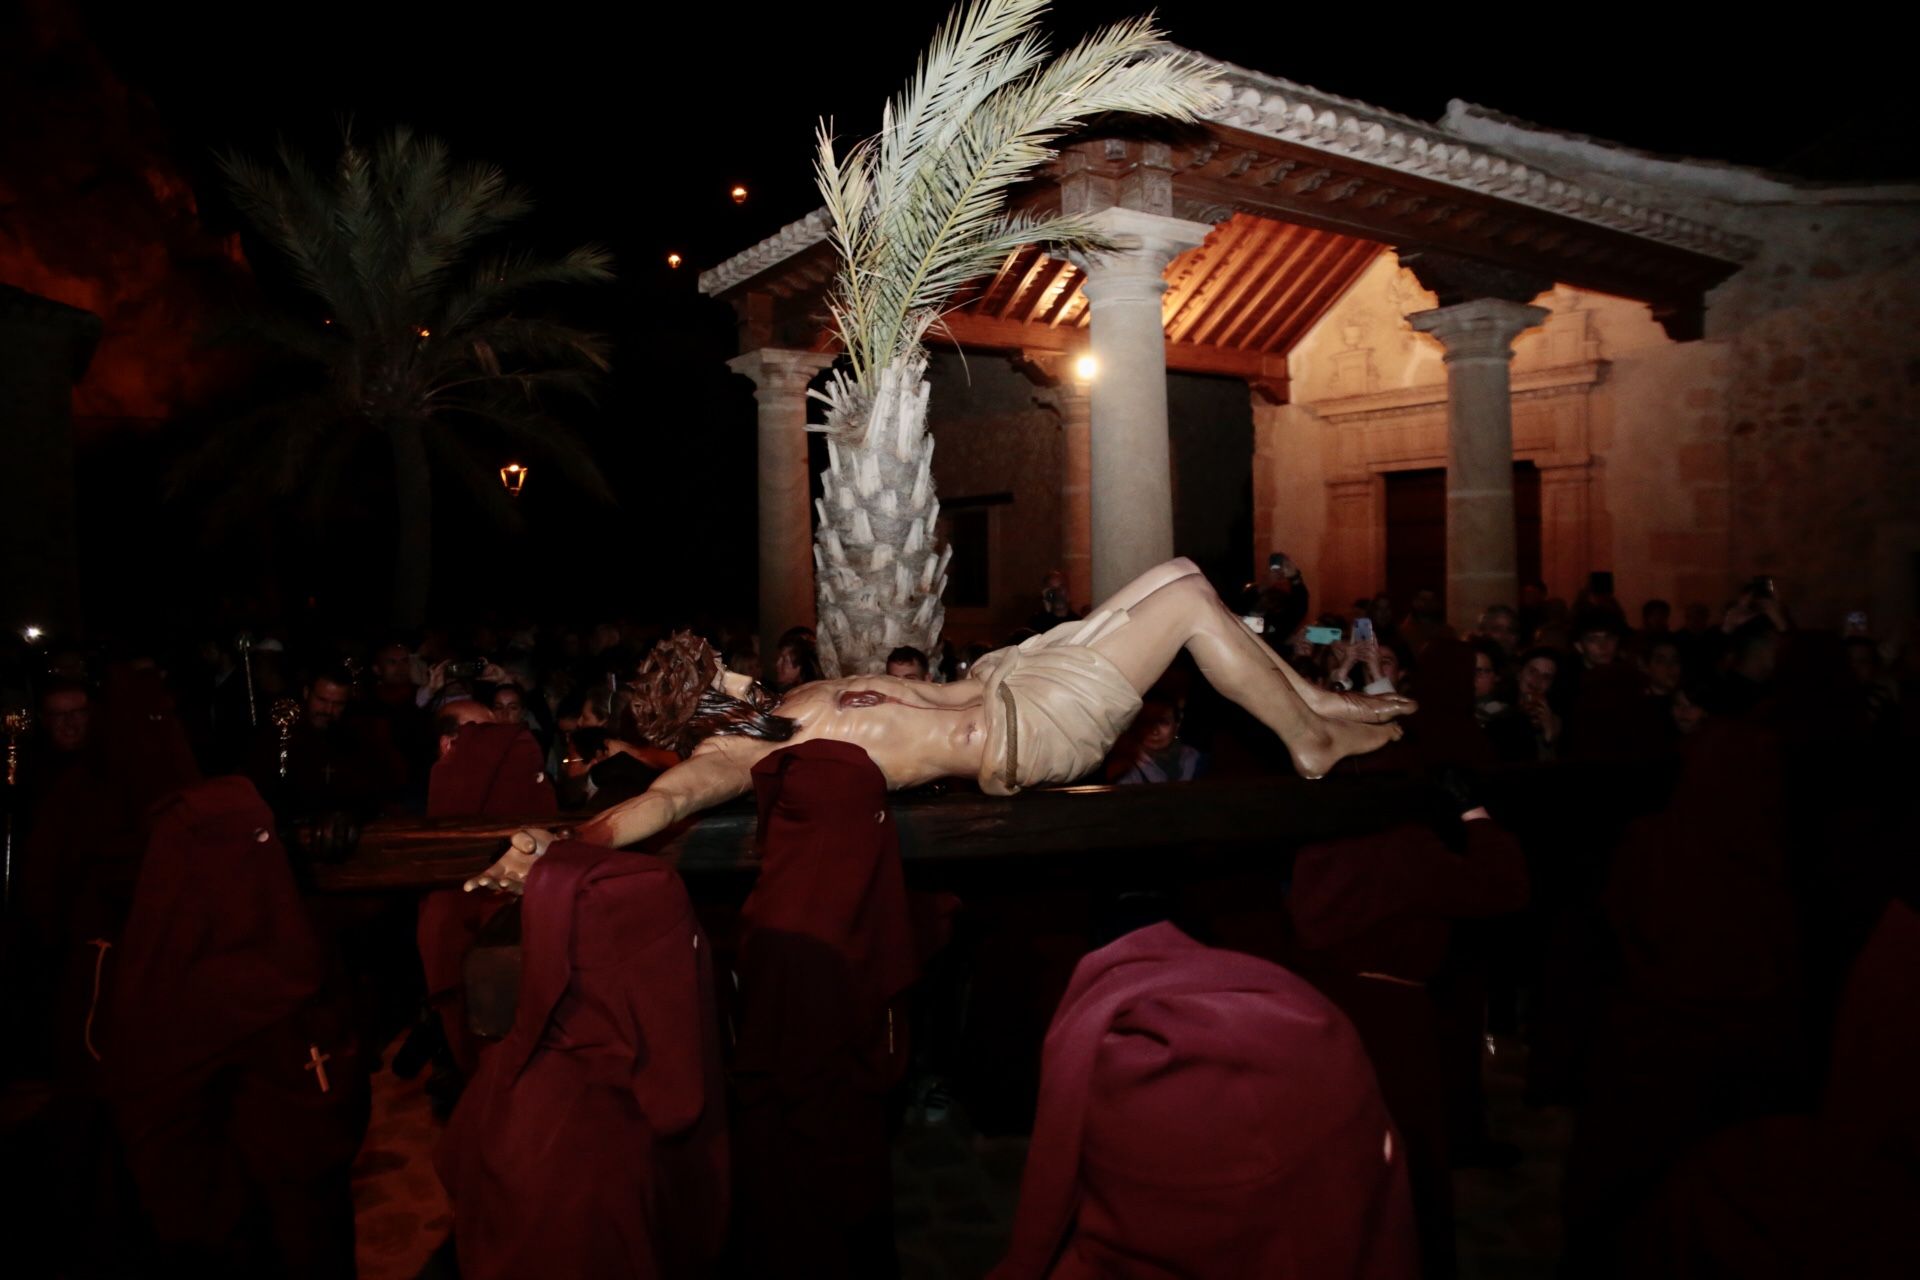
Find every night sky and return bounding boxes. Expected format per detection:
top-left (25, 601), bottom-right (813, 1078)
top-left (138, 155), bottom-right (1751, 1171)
top-left (51, 2), bottom-right (1920, 630)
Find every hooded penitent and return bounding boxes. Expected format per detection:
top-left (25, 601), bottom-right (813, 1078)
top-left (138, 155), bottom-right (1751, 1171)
top-left (993, 922), bottom-right (1418, 1279)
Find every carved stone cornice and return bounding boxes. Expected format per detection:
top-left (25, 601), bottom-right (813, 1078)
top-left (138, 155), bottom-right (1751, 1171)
top-left (698, 209), bottom-right (834, 297)
top-left (1308, 359), bottom-right (1608, 424)
top-left (698, 55), bottom-right (1752, 345)
top-left (1196, 61), bottom-right (1756, 262)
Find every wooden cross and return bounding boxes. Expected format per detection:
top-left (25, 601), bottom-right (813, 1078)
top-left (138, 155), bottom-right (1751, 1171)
top-left (305, 1044), bottom-right (332, 1094)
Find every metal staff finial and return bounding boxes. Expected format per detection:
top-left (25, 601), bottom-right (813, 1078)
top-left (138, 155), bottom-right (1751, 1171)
top-left (271, 698), bottom-right (302, 780)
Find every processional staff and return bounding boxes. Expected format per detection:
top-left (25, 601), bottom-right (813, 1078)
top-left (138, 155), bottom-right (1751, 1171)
top-left (2, 707), bottom-right (30, 912)
top-left (236, 632), bottom-right (260, 730)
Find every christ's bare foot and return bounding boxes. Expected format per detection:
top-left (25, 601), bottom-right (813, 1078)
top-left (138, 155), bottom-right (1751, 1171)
top-left (1290, 717), bottom-right (1403, 781)
top-left (1306, 687), bottom-right (1417, 724)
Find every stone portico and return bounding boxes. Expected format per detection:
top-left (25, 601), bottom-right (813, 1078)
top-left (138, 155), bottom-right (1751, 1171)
top-left (703, 57), bottom-right (1920, 640)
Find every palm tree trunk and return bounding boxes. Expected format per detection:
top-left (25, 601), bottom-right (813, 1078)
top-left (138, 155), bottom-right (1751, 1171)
top-left (390, 421), bottom-right (433, 628)
top-left (813, 354), bottom-right (949, 676)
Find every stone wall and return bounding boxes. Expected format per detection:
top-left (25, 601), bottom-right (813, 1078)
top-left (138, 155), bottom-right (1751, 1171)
top-left (1721, 253), bottom-right (1920, 629)
top-left (1263, 211), bottom-right (1919, 631)
top-left (925, 350), bottom-right (1063, 645)
top-left (923, 353), bottom-right (1255, 640)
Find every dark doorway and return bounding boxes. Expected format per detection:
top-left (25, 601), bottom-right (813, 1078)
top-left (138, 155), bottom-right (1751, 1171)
top-left (1384, 463), bottom-right (1541, 614)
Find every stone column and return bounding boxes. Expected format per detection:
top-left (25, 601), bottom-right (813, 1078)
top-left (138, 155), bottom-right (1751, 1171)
top-left (1021, 350), bottom-right (1094, 610)
top-left (1408, 299), bottom-right (1548, 632)
top-left (1075, 207), bottom-right (1211, 600)
top-left (727, 348), bottom-right (835, 659)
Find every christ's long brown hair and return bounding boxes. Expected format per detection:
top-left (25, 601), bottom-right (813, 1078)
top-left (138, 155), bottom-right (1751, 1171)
top-left (631, 631), bottom-right (797, 756)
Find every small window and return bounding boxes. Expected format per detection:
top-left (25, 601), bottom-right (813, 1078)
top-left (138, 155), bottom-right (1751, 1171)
top-left (948, 507), bottom-right (991, 608)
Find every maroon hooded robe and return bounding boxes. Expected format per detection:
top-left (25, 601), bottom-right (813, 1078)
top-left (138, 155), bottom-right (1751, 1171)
top-left (1290, 816), bottom-right (1528, 1279)
top-left (101, 776), bottom-right (369, 1278)
top-left (993, 922), bottom-right (1419, 1280)
top-left (731, 740), bottom-right (920, 1276)
top-left (417, 721), bottom-right (556, 1072)
top-left (1620, 901), bottom-right (1920, 1278)
top-left (438, 840), bottom-right (729, 1279)
top-left (1565, 723), bottom-right (1807, 1268)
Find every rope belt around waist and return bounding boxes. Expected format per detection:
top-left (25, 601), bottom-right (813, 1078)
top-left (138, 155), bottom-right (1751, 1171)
top-left (997, 682), bottom-right (1019, 792)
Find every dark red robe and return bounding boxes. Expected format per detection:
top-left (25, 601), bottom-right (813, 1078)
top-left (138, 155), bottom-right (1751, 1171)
top-left (438, 840), bottom-right (729, 1279)
top-left (1565, 723), bottom-right (1808, 1269)
top-left (416, 721), bottom-right (556, 1073)
top-left (100, 776), bottom-right (369, 1278)
top-left (730, 739), bottom-right (920, 1276)
top-left (1290, 817), bottom-right (1528, 1279)
top-left (1621, 901), bottom-right (1920, 1277)
top-left (994, 922), bottom-right (1418, 1279)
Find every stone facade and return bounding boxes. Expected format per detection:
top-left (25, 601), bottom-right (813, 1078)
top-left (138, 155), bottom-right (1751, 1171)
top-left (923, 350), bottom-right (1064, 644)
top-left (1255, 193), bottom-right (1919, 630)
top-left (924, 351), bottom-right (1251, 642)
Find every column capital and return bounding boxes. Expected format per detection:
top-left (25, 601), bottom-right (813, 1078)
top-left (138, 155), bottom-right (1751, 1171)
top-left (1407, 299), bottom-right (1549, 362)
top-left (1013, 348), bottom-right (1092, 394)
top-left (1072, 208), bottom-right (1213, 304)
top-left (727, 347), bottom-right (835, 395)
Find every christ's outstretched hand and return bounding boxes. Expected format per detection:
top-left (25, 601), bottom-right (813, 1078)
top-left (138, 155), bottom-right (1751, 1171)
top-left (466, 827), bottom-right (559, 894)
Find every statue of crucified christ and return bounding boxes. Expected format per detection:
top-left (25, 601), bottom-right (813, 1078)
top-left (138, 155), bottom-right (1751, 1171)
top-left (467, 558), bottom-right (1413, 892)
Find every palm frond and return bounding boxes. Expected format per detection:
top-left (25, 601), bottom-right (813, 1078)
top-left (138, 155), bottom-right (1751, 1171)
top-left (436, 245), bottom-right (615, 335)
top-left (203, 124), bottom-right (614, 622)
top-left (816, 0), bottom-right (1219, 387)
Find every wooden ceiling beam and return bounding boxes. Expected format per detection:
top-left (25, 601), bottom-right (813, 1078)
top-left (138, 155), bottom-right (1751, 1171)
top-left (932, 310), bottom-right (1289, 396)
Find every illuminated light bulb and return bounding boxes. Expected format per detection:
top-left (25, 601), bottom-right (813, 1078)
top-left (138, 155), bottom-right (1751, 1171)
top-left (730, 184), bottom-right (748, 204)
top-left (1073, 353), bottom-right (1098, 383)
top-left (499, 463), bottom-right (529, 495)
top-left (23, 625), bottom-right (44, 642)
top-left (667, 252), bottom-right (684, 269)
top-left (417, 326), bottom-right (432, 338)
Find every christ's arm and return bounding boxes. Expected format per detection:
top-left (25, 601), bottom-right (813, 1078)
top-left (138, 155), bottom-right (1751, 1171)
top-left (463, 746), bottom-right (753, 893)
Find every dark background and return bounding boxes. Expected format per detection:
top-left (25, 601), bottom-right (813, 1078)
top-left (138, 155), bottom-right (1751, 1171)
top-left (23, 0), bottom-right (1918, 637)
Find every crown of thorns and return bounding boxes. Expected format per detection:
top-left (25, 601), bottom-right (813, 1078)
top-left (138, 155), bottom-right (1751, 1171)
top-left (630, 631), bottom-right (721, 753)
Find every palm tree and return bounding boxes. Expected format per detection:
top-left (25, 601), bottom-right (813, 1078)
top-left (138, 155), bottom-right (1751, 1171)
top-left (808, 0), bottom-right (1217, 675)
top-left (177, 126), bottom-right (613, 627)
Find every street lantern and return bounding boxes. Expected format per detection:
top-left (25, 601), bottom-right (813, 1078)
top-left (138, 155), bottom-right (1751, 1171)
top-left (667, 252), bottom-right (684, 269)
top-left (499, 462), bottom-right (529, 496)
top-left (730, 184), bottom-right (749, 205)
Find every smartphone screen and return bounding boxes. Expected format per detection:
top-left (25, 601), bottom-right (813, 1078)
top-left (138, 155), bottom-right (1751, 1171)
top-left (1304, 625), bottom-right (1343, 646)
top-left (1352, 617), bottom-right (1374, 643)
top-left (1240, 614), bottom-right (1266, 634)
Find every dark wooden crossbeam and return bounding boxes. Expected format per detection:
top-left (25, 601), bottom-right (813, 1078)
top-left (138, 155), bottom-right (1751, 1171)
top-left (306, 758), bottom-right (1676, 893)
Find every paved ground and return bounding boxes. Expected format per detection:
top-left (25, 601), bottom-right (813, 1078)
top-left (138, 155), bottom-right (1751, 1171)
top-left (355, 1034), bottom-right (1570, 1278)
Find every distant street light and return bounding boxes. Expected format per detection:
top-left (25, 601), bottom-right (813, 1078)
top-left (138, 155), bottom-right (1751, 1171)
top-left (499, 462), bottom-right (529, 496)
top-left (667, 252), bottom-right (684, 269)
top-left (730, 184), bottom-right (749, 205)
top-left (22, 626), bottom-right (43, 643)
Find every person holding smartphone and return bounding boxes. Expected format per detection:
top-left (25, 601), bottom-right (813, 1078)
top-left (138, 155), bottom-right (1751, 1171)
top-left (1240, 552), bottom-right (1310, 652)
top-left (1331, 616), bottom-right (1404, 695)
